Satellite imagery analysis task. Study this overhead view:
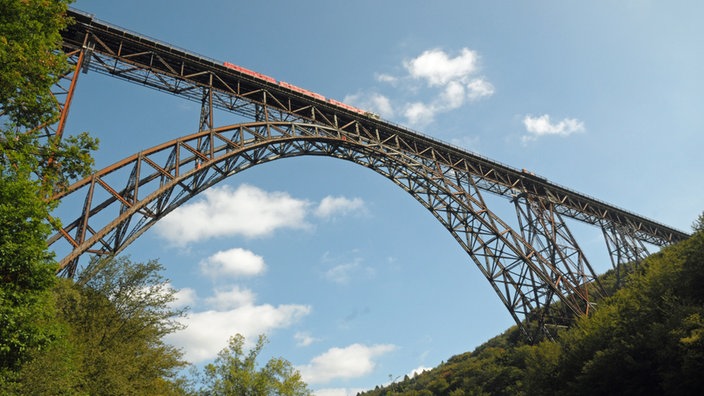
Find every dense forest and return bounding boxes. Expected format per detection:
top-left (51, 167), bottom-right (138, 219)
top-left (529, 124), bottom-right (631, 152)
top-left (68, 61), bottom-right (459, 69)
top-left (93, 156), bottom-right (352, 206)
top-left (359, 216), bottom-right (704, 395)
top-left (2, 1), bottom-right (703, 395)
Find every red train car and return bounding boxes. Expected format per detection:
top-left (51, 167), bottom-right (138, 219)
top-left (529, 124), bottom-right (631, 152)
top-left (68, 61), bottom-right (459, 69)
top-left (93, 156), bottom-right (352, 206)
top-left (279, 81), bottom-right (326, 102)
top-left (223, 61), bottom-right (371, 118)
top-left (328, 98), bottom-right (365, 114)
top-left (223, 61), bottom-right (276, 84)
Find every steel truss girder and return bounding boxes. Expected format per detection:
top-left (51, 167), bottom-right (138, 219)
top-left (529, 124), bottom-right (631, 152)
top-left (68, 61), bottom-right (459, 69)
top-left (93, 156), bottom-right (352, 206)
top-left (52, 121), bottom-right (597, 341)
top-left (601, 222), bottom-right (649, 287)
top-left (60, 9), bottom-right (688, 247)
top-left (513, 194), bottom-right (606, 336)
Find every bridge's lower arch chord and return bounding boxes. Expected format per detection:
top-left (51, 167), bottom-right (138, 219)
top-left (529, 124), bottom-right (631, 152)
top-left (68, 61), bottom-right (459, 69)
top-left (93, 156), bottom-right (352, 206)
top-left (50, 121), bottom-right (604, 341)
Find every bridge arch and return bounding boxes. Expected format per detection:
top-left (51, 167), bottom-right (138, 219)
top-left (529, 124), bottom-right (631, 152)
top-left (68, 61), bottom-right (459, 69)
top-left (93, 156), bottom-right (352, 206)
top-left (50, 121), bottom-right (596, 340)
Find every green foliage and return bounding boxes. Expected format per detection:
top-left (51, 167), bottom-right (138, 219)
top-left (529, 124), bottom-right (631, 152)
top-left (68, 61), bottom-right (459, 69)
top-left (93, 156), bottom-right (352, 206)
top-left (0, 0), bottom-right (99, 384)
top-left (360, 224), bottom-right (704, 396)
top-left (1, 120), bottom-right (99, 198)
top-left (0, 0), bottom-right (73, 128)
top-left (692, 211), bottom-right (704, 233)
top-left (13, 257), bottom-right (189, 395)
top-left (1, 0), bottom-right (98, 196)
top-left (200, 333), bottom-right (312, 396)
top-left (0, 162), bottom-right (59, 379)
top-left (548, 230), bottom-right (704, 395)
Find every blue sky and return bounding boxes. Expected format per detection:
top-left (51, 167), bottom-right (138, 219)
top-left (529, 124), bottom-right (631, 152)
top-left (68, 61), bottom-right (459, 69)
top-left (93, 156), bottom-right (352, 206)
top-left (63, 1), bottom-right (703, 394)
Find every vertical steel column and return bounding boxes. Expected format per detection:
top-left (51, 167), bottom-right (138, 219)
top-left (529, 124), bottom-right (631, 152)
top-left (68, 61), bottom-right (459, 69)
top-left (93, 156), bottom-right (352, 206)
top-left (195, 77), bottom-right (215, 190)
top-left (198, 83), bottom-right (214, 132)
top-left (513, 193), bottom-right (604, 323)
top-left (55, 41), bottom-right (93, 141)
top-left (601, 223), bottom-right (649, 288)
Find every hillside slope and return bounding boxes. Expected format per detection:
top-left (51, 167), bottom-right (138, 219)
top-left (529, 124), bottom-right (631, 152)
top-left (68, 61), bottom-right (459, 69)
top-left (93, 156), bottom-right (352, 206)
top-left (360, 221), bottom-right (704, 395)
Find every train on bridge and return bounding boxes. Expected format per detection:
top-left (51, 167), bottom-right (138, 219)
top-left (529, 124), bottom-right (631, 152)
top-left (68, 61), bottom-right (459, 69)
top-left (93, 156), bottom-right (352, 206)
top-left (223, 61), bottom-right (380, 119)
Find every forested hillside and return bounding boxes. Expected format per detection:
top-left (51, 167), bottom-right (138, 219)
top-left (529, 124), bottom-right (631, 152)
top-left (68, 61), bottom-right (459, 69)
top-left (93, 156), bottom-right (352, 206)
top-left (359, 217), bottom-right (704, 395)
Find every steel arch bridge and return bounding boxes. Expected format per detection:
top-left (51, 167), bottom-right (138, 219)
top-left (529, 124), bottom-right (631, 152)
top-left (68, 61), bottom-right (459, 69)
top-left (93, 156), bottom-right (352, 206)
top-left (43, 9), bottom-right (689, 341)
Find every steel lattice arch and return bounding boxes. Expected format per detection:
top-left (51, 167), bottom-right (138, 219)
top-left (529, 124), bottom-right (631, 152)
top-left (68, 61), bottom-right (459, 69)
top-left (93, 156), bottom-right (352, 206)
top-left (44, 9), bottom-right (690, 341)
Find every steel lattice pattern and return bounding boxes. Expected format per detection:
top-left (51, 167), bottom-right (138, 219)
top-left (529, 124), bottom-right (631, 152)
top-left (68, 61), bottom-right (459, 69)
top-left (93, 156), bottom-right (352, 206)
top-left (47, 9), bottom-right (690, 341)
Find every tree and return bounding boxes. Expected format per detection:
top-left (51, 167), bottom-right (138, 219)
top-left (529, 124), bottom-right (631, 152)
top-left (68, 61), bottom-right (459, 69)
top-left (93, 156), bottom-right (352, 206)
top-left (201, 333), bottom-right (312, 396)
top-left (0, 0), bottom-right (98, 384)
top-left (1, 0), bottom-right (73, 128)
top-left (692, 211), bottom-right (704, 233)
top-left (15, 256), bottom-right (189, 395)
top-left (540, 228), bottom-right (704, 395)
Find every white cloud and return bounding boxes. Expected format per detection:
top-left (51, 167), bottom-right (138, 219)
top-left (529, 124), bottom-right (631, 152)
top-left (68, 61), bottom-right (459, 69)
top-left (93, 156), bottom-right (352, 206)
top-left (156, 184), bottom-right (311, 244)
top-left (167, 301), bottom-right (311, 363)
top-left (344, 92), bottom-right (395, 118)
top-left (298, 343), bottom-right (396, 384)
top-left (404, 102), bottom-right (437, 125)
top-left (294, 331), bottom-right (319, 347)
top-left (522, 114), bottom-right (585, 142)
top-left (170, 286), bottom-right (197, 309)
top-left (369, 94), bottom-right (394, 117)
top-left (350, 48), bottom-right (493, 127)
top-left (200, 248), bottom-right (266, 278)
top-left (466, 78), bottom-right (495, 100)
top-left (375, 73), bottom-right (398, 84)
top-left (204, 286), bottom-right (256, 310)
top-left (439, 81), bottom-right (466, 109)
top-left (324, 261), bottom-right (360, 284)
top-left (405, 48), bottom-right (478, 86)
top-left (315, 196), bottom-right (366, 219)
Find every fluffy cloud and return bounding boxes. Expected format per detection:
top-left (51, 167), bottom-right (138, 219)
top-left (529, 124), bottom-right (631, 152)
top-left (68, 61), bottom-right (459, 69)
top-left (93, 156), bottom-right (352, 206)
top-left (404, 102), bottom-right (437, 125)
top-left (167, 292), bottom-right (311, 363)
top-left (466, 78), bottom-right (495, 100)
top-left (204, 286), bottom-right (256, 310)
top-left (350, 47), bottom-right (493, 127)
top-left (199, 248), bottom-right (266, 278)
top-left (405, 48), bottom-right (478, 86)
top-left (298, 343), bottom-right (396, 384)
top-left (156, 185), bottom-right (367, 244)
top-left (343, 92), bottom-right (395, 118)
top-left (404, 48), bottom-right (494, 103)
top-left (170, 285), bottom-right (197, 309)
top-left (522, 114), bottom-right (585, 142)
top-left (155, 184), bottom-right (311, 244)
top-left (315, 196), bottom-right (365, 219)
